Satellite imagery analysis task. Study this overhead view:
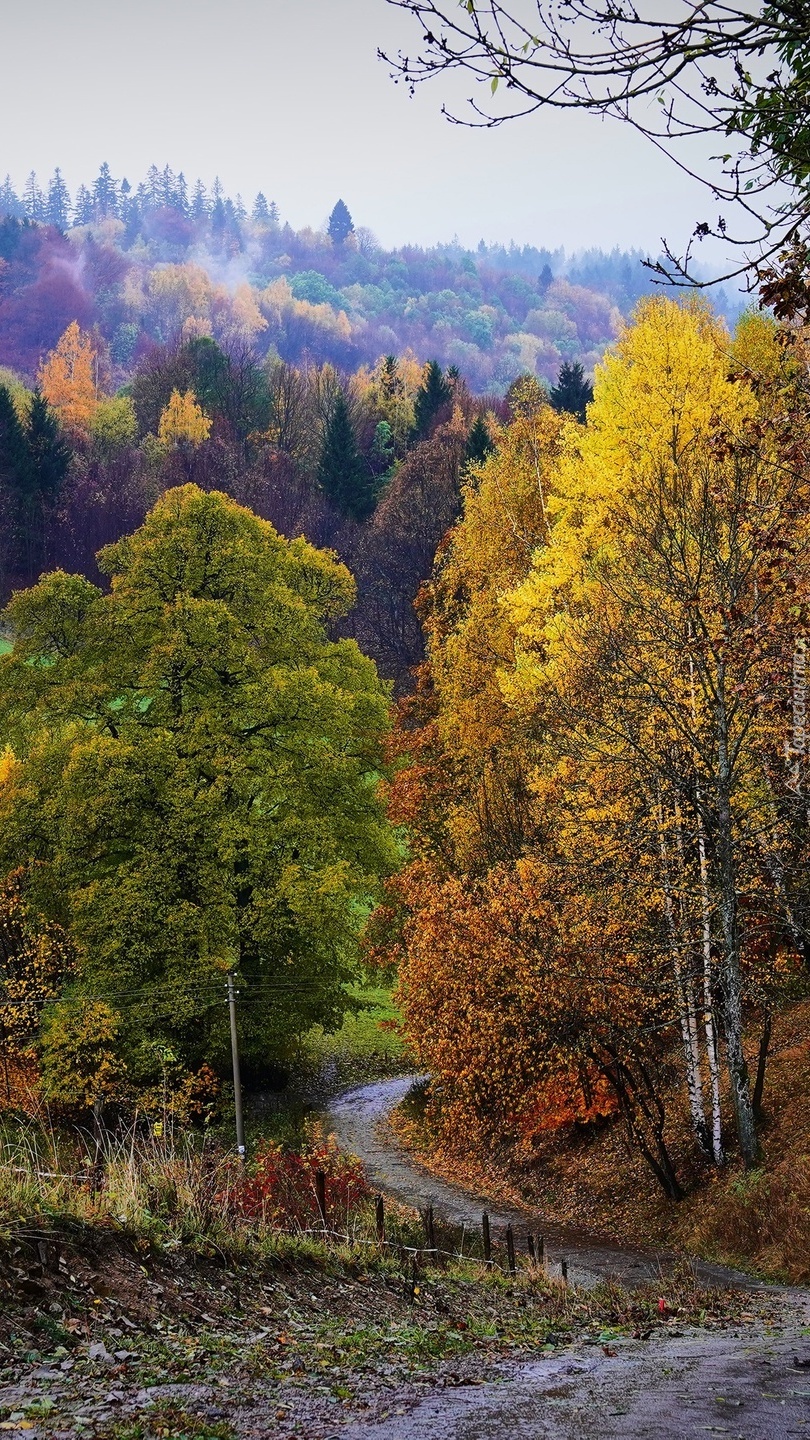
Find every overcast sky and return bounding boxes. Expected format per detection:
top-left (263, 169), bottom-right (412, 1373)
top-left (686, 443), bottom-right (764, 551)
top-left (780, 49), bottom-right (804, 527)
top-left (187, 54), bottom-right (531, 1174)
top-left (0, 0), bottom-right (730, 265)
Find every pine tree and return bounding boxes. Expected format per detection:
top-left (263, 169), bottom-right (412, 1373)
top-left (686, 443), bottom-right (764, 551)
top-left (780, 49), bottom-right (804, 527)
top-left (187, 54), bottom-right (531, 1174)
top-left (413, 361), bottom-right (452, 441)
top-left (22, 172), bottom-right (45, 222)
top-left (159, 165), bottom-right (176, 208)
top-left (191, 180), bottom-right (208, 221)
top-left (45, 169), bottom-right (71, 230)
top-left (92, 162), bottom-right (118, 219)
top-left (252, 192), bottom-right (270, 222)
top-left (0, 177), bottom-right (23, 220)
top-left (175, 172), bottom-right (189, 215)
top-left (27, 392), bottom-right (70, 500)
top-left (465, 413), bottom-right (494, 467)
top-left (145, 164), bottom-right (162, 210)
top-left (0, 387), bottom-right (31, 495)
top-left (328, 199), bottom-right (354, 245)
top-left (549, 361), bottom-right (593, 423)
top-left (317, 391), bottom-right (376, 519)
top-left (73, 185), bottom-right (94, 225)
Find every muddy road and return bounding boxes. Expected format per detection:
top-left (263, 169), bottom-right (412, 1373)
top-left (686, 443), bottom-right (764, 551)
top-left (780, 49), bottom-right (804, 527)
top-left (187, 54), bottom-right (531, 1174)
top-left (326, 1075), bottom-right (753, 1289)
top-left (326, 1076), bottom-right (810, 1438)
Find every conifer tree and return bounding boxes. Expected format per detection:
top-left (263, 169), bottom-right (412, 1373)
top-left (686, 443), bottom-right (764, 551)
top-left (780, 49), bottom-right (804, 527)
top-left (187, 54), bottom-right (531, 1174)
top-left (0, 177), bottom-right (23, 220)
top-left (317, 391), bottom-right (375, 519)
top-left (92, 162), bottom-right (118, 219)
top-left (413, 361), bottom-right (452, 441)
top-left (22, 172), bottom-right (45, 222)
top-left (328, 199), bottom-right (354, 245)
top-left (465, 412), bottom-right (494, 467)
top-left (549, 361), bottom-right (593, 423)
top-left (27, 392), bottom-right (70, 500)
top-left (191, 180), bottom-right (208, 221)
top-left (73, 185), bottom-right (93, 225)
top-left (45, 169), bottom-right (71, 230)
top-left (0, 387), bottom-right (31, 496)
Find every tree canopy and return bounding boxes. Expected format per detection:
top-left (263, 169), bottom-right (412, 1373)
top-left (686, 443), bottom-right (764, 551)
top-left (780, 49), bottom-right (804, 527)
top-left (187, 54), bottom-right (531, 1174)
top-left (0, 485), bottom-right (397, 1090)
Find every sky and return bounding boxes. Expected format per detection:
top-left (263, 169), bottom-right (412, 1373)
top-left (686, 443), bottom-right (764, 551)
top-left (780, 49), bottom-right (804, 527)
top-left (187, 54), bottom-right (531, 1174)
top-left (0, 0), bottom-right (731, 265)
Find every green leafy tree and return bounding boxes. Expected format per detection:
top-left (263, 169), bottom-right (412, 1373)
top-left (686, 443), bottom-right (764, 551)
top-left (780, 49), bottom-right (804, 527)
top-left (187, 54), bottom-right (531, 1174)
top-left (328, 199), bottom-right (354, 245)
top-left (549, 361), bottom-right (593, 423)
top-left (0, 485), bottom-right (397, 1088)
top-left (412, 361), bottom-right (452, 441)
top-left (317, 391), bottom-right (376, 519)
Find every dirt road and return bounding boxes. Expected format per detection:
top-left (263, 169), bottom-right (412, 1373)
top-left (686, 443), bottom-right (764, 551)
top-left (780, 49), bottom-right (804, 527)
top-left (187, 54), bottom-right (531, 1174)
top-left (326, 1075), bottom-right (753, 1289)
top-left (326, 1076), bottom-right (810, 1438)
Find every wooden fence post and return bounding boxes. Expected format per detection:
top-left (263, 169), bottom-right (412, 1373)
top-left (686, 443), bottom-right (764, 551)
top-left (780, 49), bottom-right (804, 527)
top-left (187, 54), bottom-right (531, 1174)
top-left (538, 1234), bottom-right (545, 1268)
top-left (527, 1234), bottom-right (536, 1262)
top-left (482, 1212), bottom-right (492, 1266)
top-left (315, 1170), bottom-right (327, 1230)
top-left (423, 1203), bottom-right (437, 1259)
top-left (506, 1224), bottom-right (516, 1275)
top-left (375, 1194), bottom-right (385, 1243)
top-left (561, 1258), bottom-right (568, 1284)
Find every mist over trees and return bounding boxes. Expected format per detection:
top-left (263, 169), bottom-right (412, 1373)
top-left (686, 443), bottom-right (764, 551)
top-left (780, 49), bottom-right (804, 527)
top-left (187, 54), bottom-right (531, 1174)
top-left (0, 161), bottom-right (740, 395)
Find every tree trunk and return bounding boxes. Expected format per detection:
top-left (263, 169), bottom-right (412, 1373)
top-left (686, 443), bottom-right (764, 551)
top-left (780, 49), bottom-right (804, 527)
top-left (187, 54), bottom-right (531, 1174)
top-left (715, 666), bottom-right (759, 1167)
top-left (695, 796), bottom-right (724, 1164)
top-left (658, 793), bottom-right (709, 1153)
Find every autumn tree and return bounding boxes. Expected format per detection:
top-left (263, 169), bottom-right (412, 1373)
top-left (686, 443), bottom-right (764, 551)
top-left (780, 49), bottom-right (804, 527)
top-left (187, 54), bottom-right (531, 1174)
top-left (0, 868), bottom-right (73, 1106)
top-left (38, 322), bottom-right (98, 436)
top-left (157, 388), bottom-right (212, 449)
top-left (0, 486), bottom-right (397, 1090)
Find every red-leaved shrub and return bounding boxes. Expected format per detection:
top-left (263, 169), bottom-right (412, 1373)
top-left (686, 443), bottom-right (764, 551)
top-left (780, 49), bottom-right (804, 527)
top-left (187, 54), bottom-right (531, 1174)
top-left (224, 1128), bottom-right (371, 1232)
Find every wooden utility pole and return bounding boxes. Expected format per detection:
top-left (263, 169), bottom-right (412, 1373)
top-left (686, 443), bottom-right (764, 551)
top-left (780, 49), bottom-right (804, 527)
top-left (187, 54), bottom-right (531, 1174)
top-left (227, 972), bottom-right (246, 1162)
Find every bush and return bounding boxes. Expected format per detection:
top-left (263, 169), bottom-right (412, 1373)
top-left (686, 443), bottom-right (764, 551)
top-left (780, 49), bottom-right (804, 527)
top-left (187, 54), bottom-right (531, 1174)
top-left (225, 1124), bottom-right (370, 1231)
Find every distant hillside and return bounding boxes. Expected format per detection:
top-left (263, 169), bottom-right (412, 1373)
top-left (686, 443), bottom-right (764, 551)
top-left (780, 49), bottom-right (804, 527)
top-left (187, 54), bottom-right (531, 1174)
top-left (0, 163), bottom-right (742, 390)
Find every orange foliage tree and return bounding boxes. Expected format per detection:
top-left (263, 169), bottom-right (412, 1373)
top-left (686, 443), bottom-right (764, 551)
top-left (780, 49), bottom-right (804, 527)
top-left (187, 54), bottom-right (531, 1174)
top-left (38, 321), bottom-right (98, 436)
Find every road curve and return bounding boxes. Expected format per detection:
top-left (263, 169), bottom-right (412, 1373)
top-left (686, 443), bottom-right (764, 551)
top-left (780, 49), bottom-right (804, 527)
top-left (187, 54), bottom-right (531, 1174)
top-left (326, 1074), bottom-right (759, 1291)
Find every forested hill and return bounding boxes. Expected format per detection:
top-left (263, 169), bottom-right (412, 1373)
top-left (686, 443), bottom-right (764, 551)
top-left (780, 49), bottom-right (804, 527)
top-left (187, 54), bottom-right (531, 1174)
top-left (0, 163), bottom-right (738, 389)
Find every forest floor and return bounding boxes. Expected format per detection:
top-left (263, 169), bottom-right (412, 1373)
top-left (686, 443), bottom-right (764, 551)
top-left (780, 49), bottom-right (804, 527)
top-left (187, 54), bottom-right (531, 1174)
top-left (0, 1221), bottom-right (789, 1440)
top-left (385, 1000), bottom-right (810, 1286)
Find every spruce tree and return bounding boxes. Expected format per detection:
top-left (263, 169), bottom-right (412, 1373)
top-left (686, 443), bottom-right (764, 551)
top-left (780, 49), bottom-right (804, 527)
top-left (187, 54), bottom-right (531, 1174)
top-left (465, 412), bottom-right (494, 467)
top-left (328, 199), bottom-right (354, 245)
top-left (0, 386), bottom-right (31, 495)
top-left (0, 177), bottom-right (23, 220)
top-left (318, 392), bottom-right (375, 520)
top-left (23, 172), bottom-right (46, 222)
top-left (45, 169), bottom-right (71, 230)
top-left (549, 361), bottom-right (593, 423)
top-left (412, 361), bottom-right (452, 441)
top-left (27, 393), bottom-right (70, 500)
top-left (92, 162), bottom-right (118, 219)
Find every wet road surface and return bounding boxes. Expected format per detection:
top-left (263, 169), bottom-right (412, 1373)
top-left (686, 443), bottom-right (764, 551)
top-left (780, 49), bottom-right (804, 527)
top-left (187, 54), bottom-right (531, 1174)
top-left (339, 1327), bottom-right (810, 1439)
top-left (326, 1076), bottom-right (810, 1438)
top-left (326, 1075), bottom-right (754, 1290)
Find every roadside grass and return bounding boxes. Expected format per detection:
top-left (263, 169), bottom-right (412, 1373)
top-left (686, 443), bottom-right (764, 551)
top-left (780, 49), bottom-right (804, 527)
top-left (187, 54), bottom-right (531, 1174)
top-left (0, 1178), bottom-right (777, 1439)
top-left (297, 982), bottom-right (408, 1078)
